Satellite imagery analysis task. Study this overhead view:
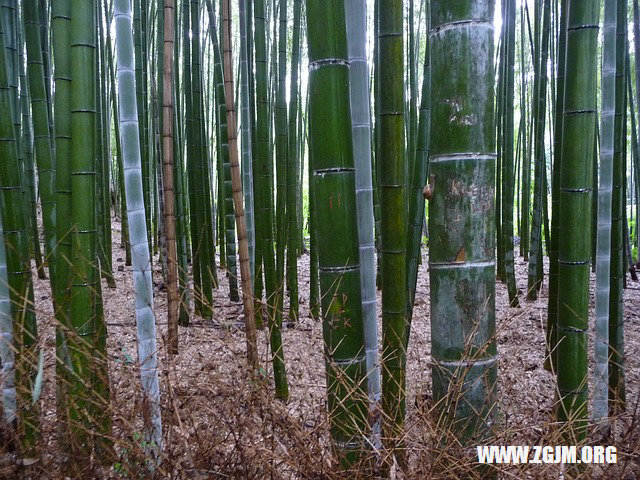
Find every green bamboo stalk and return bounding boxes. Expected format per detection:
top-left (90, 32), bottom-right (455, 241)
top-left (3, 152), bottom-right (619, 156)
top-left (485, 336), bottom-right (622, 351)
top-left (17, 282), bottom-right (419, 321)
top-left (545, 0), bottom-right (566, 372)
top-left (429, 0), bottom-right (497, 440)
top-left (306, 0), bottom-right (370, 467)
top-left (296, 78), bottom-right (305, 256)
top-left (378, 0), bottom-right (407, 461)
top-left (255, 0), bottom-right (288, 400)
top-left (38, 0), bottom-right (53, 143)
top-left (502, 0), bottom-right (519, 306)
top-left (204, 0), bottom-right (238, 302)
top-left (202, 0), bottom-right (220, 290)
top-left (556, 0), bottom-right (599, 439)
top-left (220, 0), bottom-right (259, 368)
top-left (92, 5), bottom-right (112, 455)
top-left (1, 0), bottom-right (40, 458)
top-left (97, 11), bottom-right (115, 289)
top-left (373, 0), bottom-right (382, 289)
top-left (0, 58), bottom-right (39, 457)
top-left (52, 0), bottom-right (73, 454)
top-left (18, 28), bottom-right (44, 279)
top-left (634, 1), bottom-right (640, 191)
top-left (217, 143), bottom-right (226, 270)
top-left (239, 0), bottom-right (255, 283)
top-left (113, 0), bottom-right (163, 461)
top-left (406, 0), bottom-right (430, 324)
top-left (0, 11), bottom-right (20, 430)
top-left (496, 24), bottom-right (504, 284)
top-left (274, 0), bottom-right (287, 319)
top-left (1, 0), bottom-right (22, 161)
top-left (172, 7), bottom-right (190, 325)
top-left (190, 0), bottom-right (214, 317)
top-left (22, 0), bottom-right (57, 286)
top-left (181, 0), bottom-right (202, 315)
top-left (68, 0), bottom-right (100, 459)
top-left (95, 27), bottom-right (106, 253)
top-left (519, 2), bottom-right (528, 259)
top-left (91, 254), bottom-right (112, 459)
top-left (175, 106), bottom-right (191, 325)
top-left (521, 5), bottom-right (532, 260)
top-left (308, 115), bottom-right (319, 320)
top-left (407, 0), bottom-right (417, 191)
top-left (286, 0), bottom-right (302, 321)
top-left (628, 52), bottom-right (640, 262)
top-left (527, 0), bottom-right (550, 300)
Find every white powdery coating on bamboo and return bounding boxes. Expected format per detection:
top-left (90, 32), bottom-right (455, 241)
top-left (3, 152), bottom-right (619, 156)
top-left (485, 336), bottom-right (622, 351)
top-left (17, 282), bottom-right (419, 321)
top-left (238, 0), bottom-right (255, 282)
top-left (345, 0), bottom-right (381, 447)
top-left (0, 212), bottom-right (16, 426)
top-left (593, 0), bottom-right (617, 425)
top-left (113, 0), bottom-right (163, 460)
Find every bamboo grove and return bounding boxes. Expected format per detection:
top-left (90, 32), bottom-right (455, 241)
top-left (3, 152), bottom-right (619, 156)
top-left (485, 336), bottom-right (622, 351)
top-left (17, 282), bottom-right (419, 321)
top-left (0, 0), bottom-right (638, 475)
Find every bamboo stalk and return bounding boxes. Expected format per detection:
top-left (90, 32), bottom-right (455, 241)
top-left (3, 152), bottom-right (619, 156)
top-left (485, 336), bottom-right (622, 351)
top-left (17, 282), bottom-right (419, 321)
top-left (378, 0), bottom-right (407, 462)
top-left (429, 0), bottom-right (498, 441)
top-left (163, 0), bottom-right (179, 355)
top-left (113, 0), bottom-right (163, 460)
top-left (556, 0), bottom-right (599, 439)
top-left (305, 0), bottom-right (370, 467)
top-left (220, 0), bottom-right (259, 369)
top-left (593, 0), bottom-right (617, 426)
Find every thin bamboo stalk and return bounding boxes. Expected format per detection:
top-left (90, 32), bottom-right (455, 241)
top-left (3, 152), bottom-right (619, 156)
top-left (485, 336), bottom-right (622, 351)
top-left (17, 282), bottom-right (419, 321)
top-left (221, 0), bottom-right (259, 369)
top-left (163, 0), bottom-right (179, 354)
top-left (345, 0), bottom-right (381, 449)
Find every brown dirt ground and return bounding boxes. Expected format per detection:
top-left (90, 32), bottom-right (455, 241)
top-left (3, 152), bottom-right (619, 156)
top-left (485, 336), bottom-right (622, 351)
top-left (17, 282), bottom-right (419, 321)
top-left (2, 218), bottom-right (640, 479)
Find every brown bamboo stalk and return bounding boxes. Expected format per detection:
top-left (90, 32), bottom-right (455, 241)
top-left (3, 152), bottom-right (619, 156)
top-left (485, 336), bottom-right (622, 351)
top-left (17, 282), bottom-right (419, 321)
top-left (163, 0), bottom-right (179, 354)
top-left (221, 0), bottom-right (259, 368)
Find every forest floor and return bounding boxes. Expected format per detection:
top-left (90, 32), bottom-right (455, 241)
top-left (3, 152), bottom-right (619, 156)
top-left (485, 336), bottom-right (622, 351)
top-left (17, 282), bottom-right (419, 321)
top-left (2, 218), bottom-right (640, 479)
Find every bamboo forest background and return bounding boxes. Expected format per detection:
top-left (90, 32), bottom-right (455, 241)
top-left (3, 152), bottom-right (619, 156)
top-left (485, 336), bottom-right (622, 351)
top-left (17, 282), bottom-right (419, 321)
top-left (0, 0), bottom-right (639, 478)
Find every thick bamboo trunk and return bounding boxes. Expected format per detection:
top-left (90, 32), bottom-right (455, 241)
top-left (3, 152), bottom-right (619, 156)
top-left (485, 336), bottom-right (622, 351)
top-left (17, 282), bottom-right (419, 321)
top-left (68, 0), bottom-right (99, 459)
top-left (556, 0), bottom-right (599, 439)
top-left (305, 0), bottom-right (370, 468)
top-left (428, 0), bottom-right (497, 441)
